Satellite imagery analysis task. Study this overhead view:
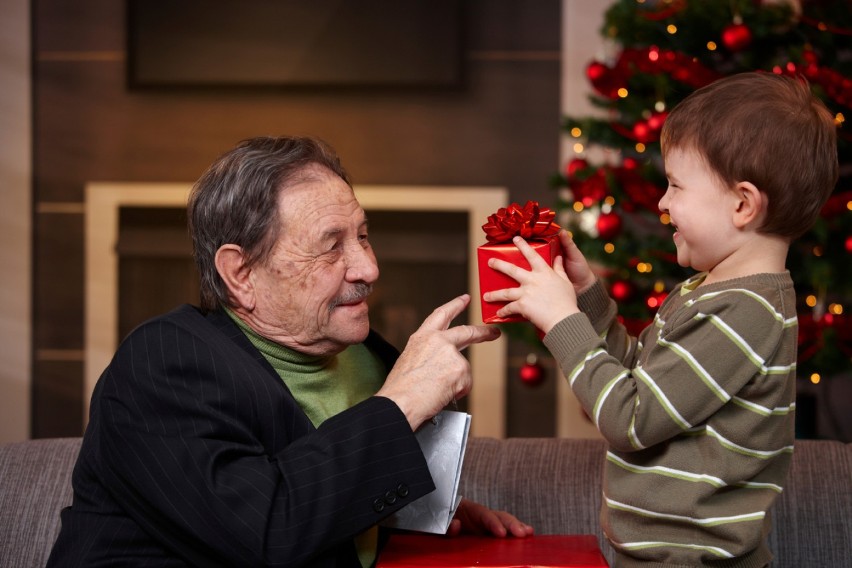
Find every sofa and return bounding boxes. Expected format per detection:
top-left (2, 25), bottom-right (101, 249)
top-left (1, 437), bottom-right (850, 567)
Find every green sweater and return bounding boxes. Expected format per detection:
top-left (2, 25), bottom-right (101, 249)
top-left (226, 310), bottom-right (385, 428)
top-left (544, 272), bottom-right (797, 568)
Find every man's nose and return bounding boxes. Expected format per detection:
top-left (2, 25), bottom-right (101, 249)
top-left (345, 243), bottom-right (379, 283)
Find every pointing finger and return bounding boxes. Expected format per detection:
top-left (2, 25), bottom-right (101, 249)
top-left (420, 294), bottom-right (471, 332)
top-left (443, 324), bottom-right (501, 351)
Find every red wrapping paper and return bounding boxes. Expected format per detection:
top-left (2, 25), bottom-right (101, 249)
top-left (477, 201), bottom-right (562, 324)
top-left (377, 534), bottom-right (609, 567)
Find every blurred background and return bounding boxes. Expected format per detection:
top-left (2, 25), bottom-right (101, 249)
top-left (1, 0), bottom-right (849, 444)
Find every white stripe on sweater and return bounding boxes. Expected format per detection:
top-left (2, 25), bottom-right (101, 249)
top-left (615, 540), bottom-right (735, 559)
top-left (694, 425), bottom-right (795, 459)
top-left (607, 452), bottom-right (784, 493)
top-left (568, 348), bottom-right (606, 387)
top-left (634, 366), bottom-right (691, 429)
top-left (605, 495), bottom-right (765, 526)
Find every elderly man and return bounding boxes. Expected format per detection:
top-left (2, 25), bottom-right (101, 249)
top-left (48, 136), bottom-right (532, 568)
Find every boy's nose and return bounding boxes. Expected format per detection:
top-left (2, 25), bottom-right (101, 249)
top-left (658, 191), bottom-right (670, 213)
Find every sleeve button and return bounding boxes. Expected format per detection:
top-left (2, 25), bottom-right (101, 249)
top-left (373, 498), bottom-right (385, 513)
top-left (396, 484), bottom-right (409, 498)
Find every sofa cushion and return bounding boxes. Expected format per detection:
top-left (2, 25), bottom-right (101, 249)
top-left (769, 439), bottom-right (852, 567)
top-left (460, 437), bottom-right (608, 542)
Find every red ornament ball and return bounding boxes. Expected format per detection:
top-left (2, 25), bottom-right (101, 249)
top-left (721, 22), bottom-right (752, 52)
top-left (845, 235), bottom-right (852, 253)
top-left (646, 290), bottom-right (668, 311)
top-left (519, 355), bottom-right (545, 387)
top-left (586, 61), bottom-right (608, 82)
top-left (585, 61), bottom-right (623, 99)
top-left (632, 120), bottom-right (652, 143)
top-left (611, 280), bottom-right (634, 302)
top-left (646, 111), bottom-right (668, 133)
top-left (565, 157), bottom-right (589, 178)
top-left (596, 212), bottom-right (623, 240)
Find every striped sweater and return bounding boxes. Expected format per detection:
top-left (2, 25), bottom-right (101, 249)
top-left (543, 272), bottom-right (797, 567)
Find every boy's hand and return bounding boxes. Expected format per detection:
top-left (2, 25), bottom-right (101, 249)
top-left (559, 230), bottom-right (597, 295)
top-left (484, 236), bottom-right (580, 333)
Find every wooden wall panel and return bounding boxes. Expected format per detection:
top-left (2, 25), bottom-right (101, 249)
top-left (31, 360), bottom-right (84, 438)
top-left (32, 0), bottom-right (562, 437)
top-left (33, 212), bottom-right (84, 348)
top-left (35, 61), bottom-right (560, 202)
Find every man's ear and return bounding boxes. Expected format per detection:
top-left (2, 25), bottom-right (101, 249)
top-left (215, 244), bottom-right (255, 310)
top-left (732, 181), bottom-right (766, 230)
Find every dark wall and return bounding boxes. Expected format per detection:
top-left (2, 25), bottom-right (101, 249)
top-left (32, 0), bottom-right (562, 437)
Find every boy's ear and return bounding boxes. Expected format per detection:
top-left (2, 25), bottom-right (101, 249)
top-left (732, 181), bottom-right (766, 230)
top-left (214, 244), bottom-right (256, 310)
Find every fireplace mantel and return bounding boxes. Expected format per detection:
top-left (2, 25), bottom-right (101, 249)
top-left (85, 182), bottom-right (509, 437)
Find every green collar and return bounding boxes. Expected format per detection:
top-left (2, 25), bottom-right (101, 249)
top-left (225, 308), bottom-right (386, 427)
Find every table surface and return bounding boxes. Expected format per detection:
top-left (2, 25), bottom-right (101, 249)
top-left (377, 534), bottom-right (610, 567)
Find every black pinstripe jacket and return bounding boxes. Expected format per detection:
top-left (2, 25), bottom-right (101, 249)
top-left (47, 304), bottom-right (435, 567)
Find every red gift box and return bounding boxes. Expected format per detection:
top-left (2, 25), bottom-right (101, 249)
top-left (477, 201), bottom-right (562, 324)
top-left (478, 238), bottom-right (561, 324)
top-left (377, 534), bottom-right (609, 567)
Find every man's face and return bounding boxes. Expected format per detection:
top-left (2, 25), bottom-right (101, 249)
top-left (247, 164), bottom-right (379, 355)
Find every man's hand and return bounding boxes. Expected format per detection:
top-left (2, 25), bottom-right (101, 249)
top-left (376, 294), bottom-right (501, 431)
top-left (447, 499), bottom-right (534, 538)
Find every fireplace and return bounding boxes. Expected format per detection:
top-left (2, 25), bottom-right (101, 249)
top-left (85, 183), bottom-right (509, 437)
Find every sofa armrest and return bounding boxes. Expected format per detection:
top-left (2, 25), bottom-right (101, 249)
top-left (0, 438), bottom-right (82, 568)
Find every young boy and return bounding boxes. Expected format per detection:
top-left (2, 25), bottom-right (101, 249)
top-left (484, 72), bottom-right (838, 566)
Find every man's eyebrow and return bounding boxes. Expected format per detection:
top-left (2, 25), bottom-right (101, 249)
top-left (320, 216), bottom-right (369, 240)
top-left (321, 227), bottom-right (344, 240)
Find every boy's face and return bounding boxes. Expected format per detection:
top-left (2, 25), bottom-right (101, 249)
top-left (659, 148), bottom-right (741, 273)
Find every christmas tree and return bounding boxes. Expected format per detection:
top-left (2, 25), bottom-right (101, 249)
top-left (554, 0), bottom-right (851, 380)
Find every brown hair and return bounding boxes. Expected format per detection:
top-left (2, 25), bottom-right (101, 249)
top-left (660, 72), bottom-right (838, 239)
top-left (187, 136), bottom-right (351, 311)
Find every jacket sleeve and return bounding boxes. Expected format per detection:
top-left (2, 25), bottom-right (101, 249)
top-left (95, 315), bottom-right (434, 567)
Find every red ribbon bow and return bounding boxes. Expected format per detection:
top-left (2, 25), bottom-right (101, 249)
top-left (482, 201), bottom-right (561, 244)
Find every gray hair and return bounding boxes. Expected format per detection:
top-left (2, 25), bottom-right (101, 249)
top-left (187, 136), bottom-right (351, 311)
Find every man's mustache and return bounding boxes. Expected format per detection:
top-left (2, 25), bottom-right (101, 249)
top-left (330, 283), bottom-right (373, 310)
